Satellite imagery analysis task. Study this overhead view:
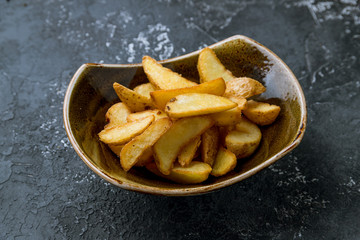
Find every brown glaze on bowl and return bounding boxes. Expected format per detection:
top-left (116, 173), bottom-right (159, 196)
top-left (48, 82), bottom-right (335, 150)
top-left (63, 35), bottom-right (307, 196)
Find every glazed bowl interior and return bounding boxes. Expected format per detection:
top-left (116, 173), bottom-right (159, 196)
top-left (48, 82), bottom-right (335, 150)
top-left (63, 35), bottom-right (306, 196)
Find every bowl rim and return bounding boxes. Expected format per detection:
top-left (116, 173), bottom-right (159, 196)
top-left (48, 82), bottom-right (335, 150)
top-left (63, 35), bottom-right (307, 196)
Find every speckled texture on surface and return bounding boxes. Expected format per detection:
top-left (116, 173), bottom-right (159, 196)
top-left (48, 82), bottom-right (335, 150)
top-left (0, 0), bottom-right (359, 239)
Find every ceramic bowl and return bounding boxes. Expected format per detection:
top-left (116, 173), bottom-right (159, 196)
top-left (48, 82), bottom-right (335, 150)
top-left (63, 35), bottom-right (306, 196)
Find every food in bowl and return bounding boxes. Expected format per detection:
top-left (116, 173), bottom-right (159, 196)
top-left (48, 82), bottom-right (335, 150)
top-left (97, 47), bottom-right (281, 184)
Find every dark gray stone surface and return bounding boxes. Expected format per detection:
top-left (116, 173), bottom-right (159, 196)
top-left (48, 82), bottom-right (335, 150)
top-left (1, 0), bottom-right (359, 239)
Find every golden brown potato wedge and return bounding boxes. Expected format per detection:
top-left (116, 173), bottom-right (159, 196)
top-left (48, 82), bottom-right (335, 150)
top-left (165, 93), bottom-right (237, 118)
top-left (135, 148), bottom-right (154, 167)
top-left (98, 115), bottom-right (154, 145)
top-left (211, 146), bottom-right (237, 177)
top-left (109, 144), bottom-right (153, 167)
top-left (178, 136), bottom-right (201, 167)
top-left (133, 82), bottom-right (156, 98)
top-left (153, 116), bottom-right (214, 175)
top-left (133, 82), bottom-right (156, 100)
top-left (150, 78), bottom-right (226, 110)
top-left (224, 77), bottom-right (266, 99)
top-left (201, 126), bottom-right (219, 167)
top-left (243, 100), bottom-right (281, 126)
top-left (142, 56), bottom-right (197, 90)
top-left (104, 102), bottom-right (131, 129)
top-left (146, 161), bottom-right (212, 184)
top-left (127, 109), bottom-right (167, 122)
top-left (225, 118), bottom-right (262, 158)
top-left (197, 47), bottom-right (235, 83)
top-left (210, 97), bottom-right (247, 126)
top-left (108, 144), bottom-right (125, 156)
top-left (120, 117), bottom-right (172, 171)
top-left (113, 82), bottom-right (153, 112)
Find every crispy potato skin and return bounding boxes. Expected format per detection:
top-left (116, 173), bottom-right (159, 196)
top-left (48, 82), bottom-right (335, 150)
top-left (211, 146), bottom-right (237, 177)
top-left (104, 102), bottom-right (131, 129)
top-left (225, 118), bottom-right (262, 158)
top-left (98, 115), bottom-right (154, 145)
top-left (113, 82), bottom-right (154, 112)
top-left (146, 161), bottom-right (212, 184)
top-left (127, 109), bottom-right (167, 122)
top-left (133, 83), bottom-right (156, 100)
top-left (178, 136), bottom-right (201, 167)
top-left (150, 78), bottom-right (226, 110)
top-left (224, 77), bottom-right (266, 99)
top-left (243, 100), bottom-right (281, 126)
top-left (201, 126), bottom-right (220, 167)
top-left (120, 117), bottom-right (172, 171)
top-left (165, 93), bottom-right (237, 118)
top-left (197, 48), bottom-right (235, 83)
top-left (153, 116), bottom-right (214, 175)
top-left (142, 56), bottom-right (197, 90)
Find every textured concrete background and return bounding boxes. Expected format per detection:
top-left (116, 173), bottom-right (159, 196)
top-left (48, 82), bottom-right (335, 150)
top-left (1, 0), bottom-right (359, 239)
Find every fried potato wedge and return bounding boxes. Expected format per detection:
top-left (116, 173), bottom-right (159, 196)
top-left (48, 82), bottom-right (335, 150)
top-left (210, 97), bottom-right (247, 126)
top-left (201, 126), bottom-right (219, 166)
top-left (211, 146), bottom-right (237, 177)
top-left (120, 117), bottom-right (172, 171)
top-left (142, 56), bottom-right (197, 90)
top-left (134, 148), bottom-right (154, 167)
top-left (165, 93), bottom-right (237, 118)
top-left (153, 116), bottom-right (214, 175)
top-left (108, 144), bottom-right (125, 156)
top-left (178, 135), bottom-right (201, 167)
top-left (113, 82), bottom-right (153, 112)
top-left (225, 118), bottom-right (262, 158)
top-left (150, 78), bottom-right (226, 110)
top-left (127, 109), bottom-right (167, 122)
top-left (104, 102), bottom-right (131, 129)
top-left (146, 161), bottom-right (212, 184)
top-left (109, 144), bottom-right (153, 167)
top-left (98, 115), bottom-right (154, 145)
top-left (224, 77), bottom-right (266, 99)
top-left (133, 82), bottom-right (156, 100)
top-left (197, 47), bottom-right (235, 83)
top-left (243, 100), bottom-right (281, 126)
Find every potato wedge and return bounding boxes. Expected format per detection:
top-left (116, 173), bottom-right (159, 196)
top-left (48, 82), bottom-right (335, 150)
top-left (135, 148), bottom-right (154, 167)
top-left (201, 126), bottom-right (219, 166)
top-left (210, 97), bottom-right (247, 126)
top-left (98, 115), bottom-right (154, 145)
top-left (225, 118), bottom-right (262, 158)
top-left (109, 144), bottom-right (153, 167)
top-left (108, 144), bottom-right (125, 156)
top-left (178, 136), bottom-right (201, 167)
top-left (243, 100), bottom-right (281, 126)
top-left (165, 93), bottom-right (237, 118)
top-left (150, 78), bottom-right (226, 110)
top-left (120, 117), bottom-right (172, 171)
top-left (127, 109), bottom-right (167, 122)
top-left (211, 146), bottom-right (237, 177)
top-left (113, 82), bottom-right (153, 112)
top-left (224, 77), bottom-right (266, 99)
top-left (142, 56), bottom-right (197, 90)
top-left (133, 82), bottom-right (156, 100)
top-left (146, 161), bottom-right (212, 184)
top-left (153, 116), bottom-right (214, 175)
top-left (104, 102), bottom-right (131, 129)
top-left (197, 47), bottom-right (235, 83)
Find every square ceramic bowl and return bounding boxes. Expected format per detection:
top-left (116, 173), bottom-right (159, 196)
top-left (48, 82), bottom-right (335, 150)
top-left (63, 35), bottom-right (306, 196)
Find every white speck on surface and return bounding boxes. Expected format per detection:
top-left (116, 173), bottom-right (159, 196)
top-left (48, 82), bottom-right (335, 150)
top-left (340, 0), bottom-right (358, 4)
top-left (127, 43), bottom-right (136, 63)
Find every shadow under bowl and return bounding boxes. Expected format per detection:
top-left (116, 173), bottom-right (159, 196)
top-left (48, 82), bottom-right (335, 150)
top-left (63, 35), bottom-right (307, 196)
